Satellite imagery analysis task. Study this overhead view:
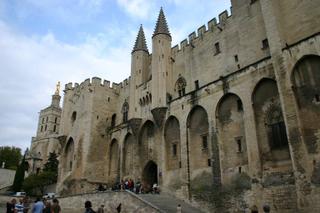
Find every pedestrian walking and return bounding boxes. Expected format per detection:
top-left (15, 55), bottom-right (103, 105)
top-left (97, 204), bottom-right (104, 213)
top-left (84, 200), bottom-right (96, 213)
top-left (31, 198), bottom-right (44, 213)
top-left (6, 198), bottom-right (16, 213)
top-left (51, 198), bottom-right (61, 213)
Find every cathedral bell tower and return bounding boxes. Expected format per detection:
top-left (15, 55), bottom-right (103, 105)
top-left (151, 8), bottom-right (172, 126)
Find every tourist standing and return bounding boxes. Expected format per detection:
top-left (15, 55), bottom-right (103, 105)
top-left (14, 199), bottom-right (24, 213)
top-left (97, 204), bottom-right (104, 213)
top-left (31, 198), bottom-right (44, 213)
top-left (23, 197), bottom-right (30, 213)
top-left (177, 204), bottom-right (182, 213)
top-left (43, 201), bottom-right (51, 213)
top-left (51, 198), bottom-right (61, 213)
top-left (263, 204), bottom-right (270, 213)
top-left (6, 198), bottom-right (16, 213)
top-left (84, 200), bottom-right (96, 213)
top-left (251, 205), bottom-right (259, 213)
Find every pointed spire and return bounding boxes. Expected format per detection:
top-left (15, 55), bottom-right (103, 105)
top-left (153, 7), bottom-right (171, 38)
top-left (132, 25), bottom-right (149, 53)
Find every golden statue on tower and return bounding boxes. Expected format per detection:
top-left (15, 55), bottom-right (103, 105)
top-left (55, 81), bottom-right (60, 95)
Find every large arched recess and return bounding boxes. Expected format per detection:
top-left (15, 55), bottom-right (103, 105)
top-left (109, 139), bottom-right (120, 184)
top-left (64, 137), bottom-right (75, 174)
top-left (252, 78), bottom-right (292, 171)
top-left (164, 116), bottom-right (181, 171)
top-left (138, 120), bottom-right (156, 167)
top-left (291, 55), bottom-right (320, 154)
top-left (216, 93), bottom-right (248, 183)
top-left (122, 133), bottom-right (135, 178)
top-left (186, 105), bottom-right (210, 176)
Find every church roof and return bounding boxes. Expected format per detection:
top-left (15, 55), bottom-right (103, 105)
top-left (132, 25), bottom-right (149, 53)
top-left (153, 8), bottom-right (171, 38)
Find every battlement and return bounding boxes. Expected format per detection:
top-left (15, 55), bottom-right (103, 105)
top-left (64, 76), bottom-right (131, 94)
top-left (172, 9), bottom-right (231, 54)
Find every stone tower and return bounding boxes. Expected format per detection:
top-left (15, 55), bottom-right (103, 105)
top-left (151, 8), bottom-right (172, 125)
top-left (129, 25), bottom-right (149, 118)
top-left (36, 83), bottom-right (61, 138)
top-left (27, 83), bottom-right (62, 174)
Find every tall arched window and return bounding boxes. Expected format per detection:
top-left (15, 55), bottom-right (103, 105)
top-left (175, 77), bottom-right (187, 97)
top-left (122, 101), bottom-right (129, 123)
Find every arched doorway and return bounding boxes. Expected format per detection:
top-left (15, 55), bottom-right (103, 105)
top-left (142, 161), bottom-right (158, 191)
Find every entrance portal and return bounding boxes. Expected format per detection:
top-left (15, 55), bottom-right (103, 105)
top-left (142, 161), bottom-right (158, 191)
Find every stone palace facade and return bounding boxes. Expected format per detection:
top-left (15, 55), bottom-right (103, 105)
top-left (28, 0), bottom-right (320, 212)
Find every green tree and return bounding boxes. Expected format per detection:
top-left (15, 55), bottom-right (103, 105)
top-left (43, 152), bottom-right (59, 182)
top-left (12, 155), bottom-right (26, 192)
top-left (0, 146), bottom-right (22, 170)
top-left (43, 152), bottom-right (59, 172)
top-left (22, 171), bottom-right (57, 195)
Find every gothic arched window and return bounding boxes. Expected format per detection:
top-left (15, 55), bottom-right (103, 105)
top-left (122, 101), bottom-right (129, 123)
top-left (175, 77), bottom-right (187, 97)
top-left (265, 105), bottom-right (288, 150)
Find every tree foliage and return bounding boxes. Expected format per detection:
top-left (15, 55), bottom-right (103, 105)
top-left (0, 146), bottom-right (22, 170)
top-left (43, 152), bottom-right (59, 173)
top-left (12, 155), bottom-right (26, 192)
top-left (22, 171), bottom-right (57, 195)
top-left (22, 152), bottom-right (59, 195)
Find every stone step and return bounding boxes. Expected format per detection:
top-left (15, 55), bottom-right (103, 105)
top-left (135, 192), bottom-right (203, 213)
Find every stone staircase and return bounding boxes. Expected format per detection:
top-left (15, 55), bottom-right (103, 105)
top-left (129, 191), bottom-right (203, 213)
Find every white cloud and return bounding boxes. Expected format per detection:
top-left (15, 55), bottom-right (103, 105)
top-left (116, 0), bottom-right (154, 19)
top-left (0, 20), bottom-right (132, 151)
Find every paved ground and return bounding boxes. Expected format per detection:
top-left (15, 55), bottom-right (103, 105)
top-left (138, 193), bottom-right (203, 213)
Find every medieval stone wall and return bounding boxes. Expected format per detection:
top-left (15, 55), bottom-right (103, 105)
top-left (29, 0), bottom-right (320, 212)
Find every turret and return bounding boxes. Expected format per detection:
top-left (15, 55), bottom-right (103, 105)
top-left (151, 8), bottom-right (172, 126)
top-left (129, 25), bottom-right (149, 118)
top-left (151, 8), bottom-right (172, 109)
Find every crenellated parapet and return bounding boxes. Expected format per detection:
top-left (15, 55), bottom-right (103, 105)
top-left (64, 77), bottom-right (131, 96)
top-left (171, 9), bottom-right (231, 55)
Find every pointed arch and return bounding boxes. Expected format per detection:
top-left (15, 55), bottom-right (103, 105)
top-left (138, 120), bottom-right (156, 166)
top-left (175, 76), bottom-right (187, 97)
top-left (164, 116), bottom-right (181, 171)
top-left (122, 133), bottom-right (136, 177)
top-left (252, 78), bottom-right (291, 164)
top-left (291, 54), bottom-right (320, 153)
top-left (186, 105), bottom-right (210, 173)
top-left (122, 101), bottom-right (129, 123)
top-left (64, 137), bottom-right (74, 173)
top-left (216, 93), bottom-right (248, 183)
top-left (109, 139), bottom-right (120, 183)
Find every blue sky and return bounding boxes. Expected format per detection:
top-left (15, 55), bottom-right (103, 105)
top-left (0, 0), bottom-right (231, 152)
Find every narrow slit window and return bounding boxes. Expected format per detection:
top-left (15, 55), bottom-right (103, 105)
top-left (237, 139), bottom-right (242, 152)
top-left (214, 42), bottom-right (221, 54)
top-left (202, 135), bottom-right (208, 150)
top-left (262, 39), bottom-right (269, 49)
top-left (172, 144), bottom-right (177, 156)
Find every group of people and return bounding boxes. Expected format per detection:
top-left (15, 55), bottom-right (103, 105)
top-left (84, 200), bottom-right (121, 213)
top-left (6, 197), bottom-right (61, 213)
top-left (112, 179), bottom-right (159, 194)
top-left (251, 204), bottom-right (271, 213)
